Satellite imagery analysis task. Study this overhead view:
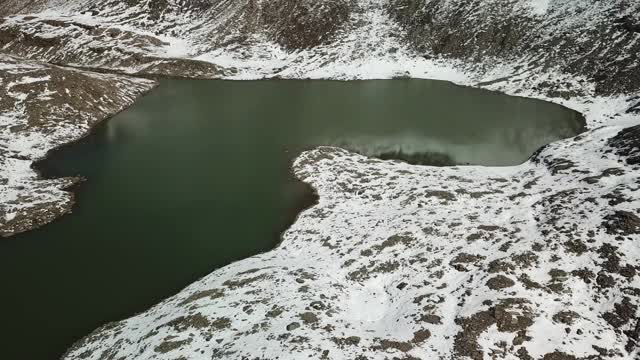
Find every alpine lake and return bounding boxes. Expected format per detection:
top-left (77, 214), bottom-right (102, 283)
top-left (0, 79), bottom-right (584, 359)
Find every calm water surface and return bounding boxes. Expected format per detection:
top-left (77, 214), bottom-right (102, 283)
top-left (0, 79), bottom-right (583, 359)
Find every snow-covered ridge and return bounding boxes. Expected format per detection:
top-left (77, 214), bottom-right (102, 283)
top-left (0, 0), bottom-right (639, 358)
top-left (1, 0), bottom-right (638, 95)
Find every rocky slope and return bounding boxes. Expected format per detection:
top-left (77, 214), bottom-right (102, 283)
top-left (390, 0), bottom-right (640, 96)
top-left (0, 0), bottom-right (638, 93)
top-left (0, 0), bottom-right (354, 77)
top-left (0, 0), bottom-right (639, 359)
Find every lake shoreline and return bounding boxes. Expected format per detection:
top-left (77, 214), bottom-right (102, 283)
top-left (0, 55), bottom-right (156, 238)
top-left (2, 75), bottom-right (589, 239)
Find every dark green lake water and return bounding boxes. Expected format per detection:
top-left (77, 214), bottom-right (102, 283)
top-left (0, 79), bottom-right (583, 359)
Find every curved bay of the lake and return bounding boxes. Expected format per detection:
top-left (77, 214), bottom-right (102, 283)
top-left (0, 79), bottom-right (584, 359)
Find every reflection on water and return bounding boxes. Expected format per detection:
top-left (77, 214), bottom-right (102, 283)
top-left (0, 79), bottom-right (584, 360)
top-left (324, 122), bottom-right (579, 166)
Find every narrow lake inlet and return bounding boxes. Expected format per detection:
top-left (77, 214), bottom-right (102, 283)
top-left (0, 79), bottom-right (584, 360)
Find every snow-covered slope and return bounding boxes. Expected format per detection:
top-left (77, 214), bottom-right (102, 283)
top-left (1, 0), bottom-right (638, 94)
top-left (390, 0), bottom-right (640, 96)
top-left (0, 0), bottom-right (639, 359)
